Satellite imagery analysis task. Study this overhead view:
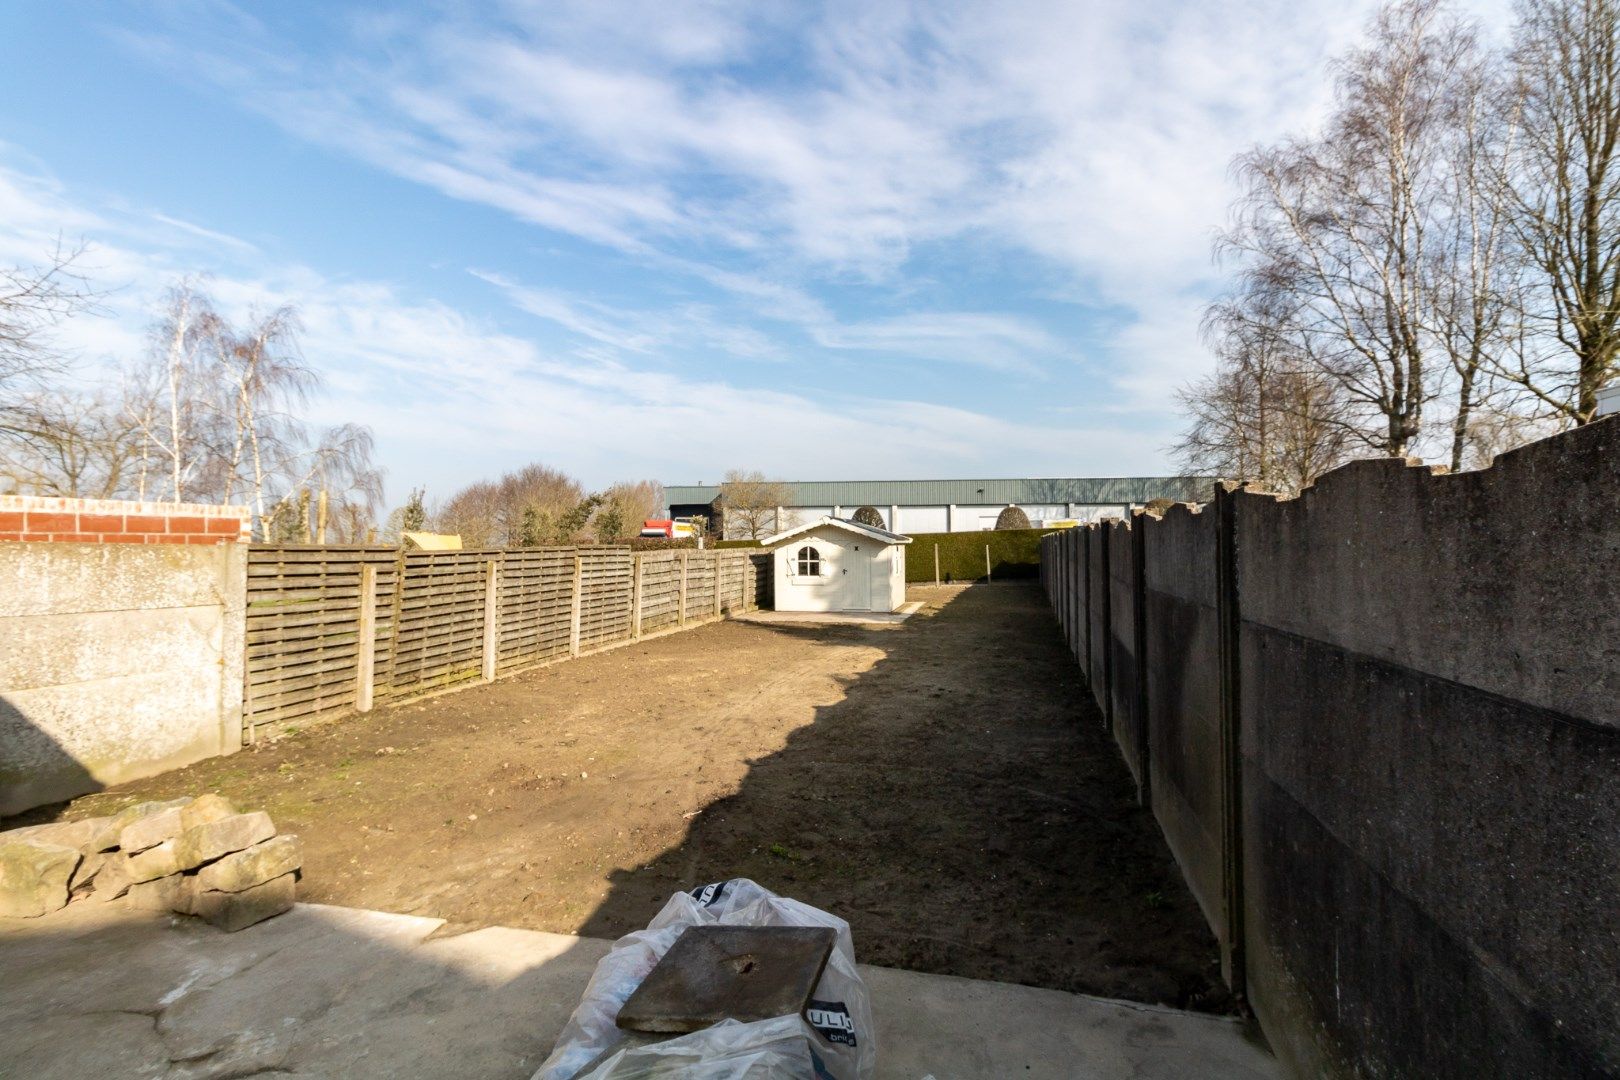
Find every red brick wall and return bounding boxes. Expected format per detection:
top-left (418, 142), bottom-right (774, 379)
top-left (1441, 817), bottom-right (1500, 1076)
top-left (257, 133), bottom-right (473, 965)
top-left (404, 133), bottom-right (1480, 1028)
top-left (0, 495), bottom-right (251, 544)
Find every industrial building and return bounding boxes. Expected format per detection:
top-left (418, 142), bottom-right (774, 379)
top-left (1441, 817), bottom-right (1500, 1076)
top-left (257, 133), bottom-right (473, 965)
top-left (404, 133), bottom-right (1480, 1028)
top-left (666, 476), bottom-right (1209, 539)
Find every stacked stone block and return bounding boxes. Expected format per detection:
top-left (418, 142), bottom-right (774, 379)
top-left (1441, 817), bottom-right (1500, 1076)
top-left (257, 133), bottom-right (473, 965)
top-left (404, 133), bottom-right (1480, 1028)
top-left (0, 795), bottom-right (300, 931)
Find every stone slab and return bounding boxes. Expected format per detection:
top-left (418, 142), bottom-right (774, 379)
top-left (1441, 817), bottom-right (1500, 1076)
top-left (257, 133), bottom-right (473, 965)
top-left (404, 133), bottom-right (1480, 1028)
top-left (93, 798), bottom-right (190, 852)
top-left (178, 793), bottom-right (237, 833)
top-left (186, 871), bottom-right (296, 932)
top-left (124, 838), bottom-right (180, 883)
top-left (172, 811), bottom-right (275, 871)
top-left (0, 817), bottom-right (110, 855)
top-left (194, 834), bottom-right (301, 893)
top-left (67, 850), bottom-right (109, 893)
top-left (0, 840), bottom-right (80, 918)
top-left (118, 801), bottom-right (193, 854)
top-left (124, 874), bottom-right (184, 912)
top-left (616, 925), bottom-right (835, 1034)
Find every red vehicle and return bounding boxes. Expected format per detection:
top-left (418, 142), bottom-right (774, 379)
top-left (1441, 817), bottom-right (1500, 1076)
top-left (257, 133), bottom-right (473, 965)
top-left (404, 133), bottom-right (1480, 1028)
top-left (640, 518), bottom-right (698, 539)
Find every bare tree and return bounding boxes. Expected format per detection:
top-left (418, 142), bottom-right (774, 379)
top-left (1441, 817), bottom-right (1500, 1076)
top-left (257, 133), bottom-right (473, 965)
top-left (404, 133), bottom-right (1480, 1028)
top-left (129, 281), bottom-right (222, 502)
top-left (596, 480), bottom-right (664, 542)
top-left (216, 306), bottom-right (315, 522)
top-left (1178, 287), bottom-right (1356, 495)
top-left (1500, 0), bottom-right (1620, 421)
top-left (436, 463), bottom-right (585, 547)
top-left (0, 242), bottom-right (96, 430)
top-left (0, 390), bottom-right (144, 498)
top-left (1223, 0), bottom-right (1480, 457)
top-left (717, 469), bottom-right (790, 540)
top-left (1429, 16), bottom-right (1527, 470)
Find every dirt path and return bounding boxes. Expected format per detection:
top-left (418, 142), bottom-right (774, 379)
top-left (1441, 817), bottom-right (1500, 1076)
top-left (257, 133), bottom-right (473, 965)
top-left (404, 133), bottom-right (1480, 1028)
top-left (11, 584), bottom-right (1228, 1010)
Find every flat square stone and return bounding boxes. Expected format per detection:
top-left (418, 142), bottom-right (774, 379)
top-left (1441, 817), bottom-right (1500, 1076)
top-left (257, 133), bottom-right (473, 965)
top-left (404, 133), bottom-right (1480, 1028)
top-left (615, 925), bottom-right (835, 1034)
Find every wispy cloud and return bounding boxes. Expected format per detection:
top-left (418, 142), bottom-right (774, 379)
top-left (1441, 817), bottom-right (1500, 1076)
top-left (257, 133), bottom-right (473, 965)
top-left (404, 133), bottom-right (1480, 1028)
top-left (0, 156), bottom-right (1162, 495)
top-left (108, 0), bottom-right (1416, 399)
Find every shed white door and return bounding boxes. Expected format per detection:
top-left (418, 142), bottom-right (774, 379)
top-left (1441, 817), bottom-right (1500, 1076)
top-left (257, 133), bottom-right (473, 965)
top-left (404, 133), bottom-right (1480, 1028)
top-left (838, 543), bottom-right (871, 610)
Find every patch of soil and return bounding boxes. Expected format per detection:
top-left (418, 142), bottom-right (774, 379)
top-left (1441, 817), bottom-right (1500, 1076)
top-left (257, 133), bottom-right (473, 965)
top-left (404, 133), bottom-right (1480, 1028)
top-left (9, 584), bottom-right (1229, 1011)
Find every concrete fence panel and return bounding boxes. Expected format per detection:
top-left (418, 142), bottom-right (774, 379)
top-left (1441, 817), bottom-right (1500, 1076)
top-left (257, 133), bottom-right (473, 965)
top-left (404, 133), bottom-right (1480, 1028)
top-left (1038, 419), bottom-right (1620, 1078)
top-left (0, 542), bottom-right (246, 815)
top-left (1086, 523), bottom-right (1110, 715)
top-left (1140, 503), bottom-right (1225, 945)
top-left (1106, 519), bottom-right (1145, 793)
top-left (1235, 427), bottom-right (1619, 1078)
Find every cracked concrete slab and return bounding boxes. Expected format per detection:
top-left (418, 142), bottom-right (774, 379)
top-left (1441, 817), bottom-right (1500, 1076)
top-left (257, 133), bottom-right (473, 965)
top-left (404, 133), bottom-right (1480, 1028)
top-left (0, 902), bottom-right (1278, 1079)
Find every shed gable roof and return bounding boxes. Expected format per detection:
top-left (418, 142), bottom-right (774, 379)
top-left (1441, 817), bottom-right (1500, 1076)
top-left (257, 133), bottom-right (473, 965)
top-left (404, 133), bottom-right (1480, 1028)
top-left (763, 515), bottom-right (911, 547)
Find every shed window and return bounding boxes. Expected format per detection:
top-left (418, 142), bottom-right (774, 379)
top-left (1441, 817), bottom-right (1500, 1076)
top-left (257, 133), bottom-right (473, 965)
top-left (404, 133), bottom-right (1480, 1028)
top-left (796, 546), bottom-right (822, 576)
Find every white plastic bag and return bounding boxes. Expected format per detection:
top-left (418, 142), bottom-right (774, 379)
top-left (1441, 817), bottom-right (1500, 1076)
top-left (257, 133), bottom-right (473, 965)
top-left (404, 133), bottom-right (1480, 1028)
top-left (568, 1016), bottom-right (815, 1079)
top-left (535, 879), bottom-right (875, 1080)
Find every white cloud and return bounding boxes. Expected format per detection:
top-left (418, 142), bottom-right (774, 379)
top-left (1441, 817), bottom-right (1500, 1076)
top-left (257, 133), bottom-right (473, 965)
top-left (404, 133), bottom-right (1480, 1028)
top-left (0, 157), bottom-right (1167, 499)
top-left (108, 0), bottom-right (1451, 405)
top-left (811, 312), bottom-right (1062, 374)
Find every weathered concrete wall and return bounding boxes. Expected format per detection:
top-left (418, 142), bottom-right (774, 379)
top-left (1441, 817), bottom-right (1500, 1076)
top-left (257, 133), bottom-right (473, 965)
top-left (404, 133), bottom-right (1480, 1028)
top-left (1040, 419), bottom-right (1620, 1078)
top-left (0, 542), bottom-right (246, 815)
top-left (1236, 425), bottom-right (1619, 1079)
top-left (1071, 529), bottom-right (1088, 668)
top-left (1106, 520), bottom-right (1143, 790)
top-left (1141, 503), bottom-right (1225, 942)
top-left (1087, 525), bottom-right (1109, 703)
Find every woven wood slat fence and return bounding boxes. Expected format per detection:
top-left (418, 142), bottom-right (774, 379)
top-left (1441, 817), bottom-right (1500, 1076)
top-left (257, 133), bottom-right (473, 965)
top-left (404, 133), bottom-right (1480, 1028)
top-left (244, 545), bottom-right (769, 739)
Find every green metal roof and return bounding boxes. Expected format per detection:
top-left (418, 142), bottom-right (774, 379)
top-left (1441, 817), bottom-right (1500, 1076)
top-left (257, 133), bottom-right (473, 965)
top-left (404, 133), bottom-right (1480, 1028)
top-left (665, 476), bottom-right (1211, 507)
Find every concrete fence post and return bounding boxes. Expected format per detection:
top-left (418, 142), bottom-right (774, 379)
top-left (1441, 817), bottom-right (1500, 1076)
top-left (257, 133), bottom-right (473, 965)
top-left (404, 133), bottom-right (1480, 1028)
top-left (356, 564), bottom-right (378, 711)
top-left (1131, 512), bottom-right (1151, 809)
top-left (1214, 484), bottom-right (1247, 1000)
top-left (1081, 527), bottom-right (1091, 673)
top-left (632, 554), bottom-right (644, 640)
top-left (678, 552), bottom-right (689, 627)
top-left (482, 559), bottom-right (499, 682)
top-left (716, 553), bottom-right (729, 621)
top-left (569, 553), bottom-right (583, 658)
top-left (1099, 523), bottom-right (1112, 726)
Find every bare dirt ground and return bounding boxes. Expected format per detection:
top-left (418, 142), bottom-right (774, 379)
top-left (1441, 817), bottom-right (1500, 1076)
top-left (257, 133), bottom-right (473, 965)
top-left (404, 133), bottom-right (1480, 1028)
top-left (10, 584), bottom-right (1229, 1011)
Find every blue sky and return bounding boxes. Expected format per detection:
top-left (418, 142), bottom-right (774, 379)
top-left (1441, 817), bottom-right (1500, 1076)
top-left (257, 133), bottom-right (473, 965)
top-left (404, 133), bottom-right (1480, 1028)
top-left (0, 0), bottom-right (1508, 503)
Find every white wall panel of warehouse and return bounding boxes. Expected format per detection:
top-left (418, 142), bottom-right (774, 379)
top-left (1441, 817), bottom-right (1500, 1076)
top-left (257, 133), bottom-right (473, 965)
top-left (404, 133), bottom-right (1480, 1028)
top-left (666, 476), bottom-right (1211, 539)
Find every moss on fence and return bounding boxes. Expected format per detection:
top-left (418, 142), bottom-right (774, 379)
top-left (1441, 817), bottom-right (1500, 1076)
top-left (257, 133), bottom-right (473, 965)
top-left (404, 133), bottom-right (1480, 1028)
top-left (906, 528), bottom-right (1047, 582)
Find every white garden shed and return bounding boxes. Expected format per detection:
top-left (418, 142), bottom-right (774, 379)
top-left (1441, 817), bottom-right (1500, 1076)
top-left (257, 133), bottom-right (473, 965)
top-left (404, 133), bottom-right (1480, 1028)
top-left (763, 516), bottom-right (911, 613)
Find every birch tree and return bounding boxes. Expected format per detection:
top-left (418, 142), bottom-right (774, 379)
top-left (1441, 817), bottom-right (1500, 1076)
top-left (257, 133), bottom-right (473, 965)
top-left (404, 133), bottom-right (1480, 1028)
top-left (1501, 0), bottom-right (1620, 420)
top-left (1222, 0), bottom-right (1473, 457)
top-left (1176, 286), bottom-right (1355, 495)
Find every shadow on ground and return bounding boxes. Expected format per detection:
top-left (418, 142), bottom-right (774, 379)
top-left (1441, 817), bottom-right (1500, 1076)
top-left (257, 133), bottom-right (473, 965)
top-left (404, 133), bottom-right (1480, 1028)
top-left (578, 584), bottom-right (1229, 1011)
top-left (3, 584), bottom-right (1227, 1014)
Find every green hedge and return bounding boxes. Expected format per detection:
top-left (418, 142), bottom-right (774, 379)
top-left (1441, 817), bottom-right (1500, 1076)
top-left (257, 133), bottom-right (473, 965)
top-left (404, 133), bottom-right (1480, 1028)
top-left (714, 538), bottom-right (764, 549)
top-left (905, 528), bottom-right (1047, 582)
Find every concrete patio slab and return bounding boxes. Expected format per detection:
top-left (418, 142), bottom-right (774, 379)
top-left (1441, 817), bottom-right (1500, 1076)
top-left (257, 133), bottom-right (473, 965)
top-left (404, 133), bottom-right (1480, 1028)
top-left (0, 901), bottom-right (1278, 1079)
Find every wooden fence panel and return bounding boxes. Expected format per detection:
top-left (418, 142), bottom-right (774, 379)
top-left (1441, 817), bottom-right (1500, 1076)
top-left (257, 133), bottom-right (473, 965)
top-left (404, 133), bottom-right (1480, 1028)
top-left (246, 542), bottom-right (760, 738)
top-left (244, 546), bottom-right (400, 736)
top-left (638, 551), bottom-right (682, 634)
top-left (579, 548), bottom-right (634, 650)
top-left (684, 554), bottom-right (716, 621)
top-left (497, 548), bottom-right (574, 668)
top-left (391, 551), bottom-right (491, 690)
